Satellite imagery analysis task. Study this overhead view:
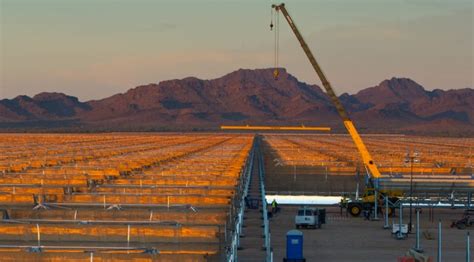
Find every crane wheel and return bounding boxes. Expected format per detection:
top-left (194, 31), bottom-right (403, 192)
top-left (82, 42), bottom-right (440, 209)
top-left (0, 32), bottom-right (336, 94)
top-left (348, 204), bottom-right (362, 217)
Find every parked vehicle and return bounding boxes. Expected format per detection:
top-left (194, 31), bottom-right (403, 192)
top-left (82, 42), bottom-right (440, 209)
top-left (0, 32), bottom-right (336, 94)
top-left (295, 206), bottom-right (321, 229)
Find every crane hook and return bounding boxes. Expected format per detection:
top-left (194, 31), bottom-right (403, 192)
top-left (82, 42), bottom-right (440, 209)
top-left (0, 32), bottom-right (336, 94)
top-left (273, 68), bottom-right (279, 80)
top-left (272, 7), bottom-right (279, 80)
top-left (270, 5), bottom-right (274, 31)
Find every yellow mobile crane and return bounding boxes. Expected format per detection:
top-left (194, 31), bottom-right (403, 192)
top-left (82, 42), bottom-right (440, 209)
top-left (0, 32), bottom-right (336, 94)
top-left (271, 3), bottom-right (380, 179)
top-left (271, 3), bottom-right (401, 216)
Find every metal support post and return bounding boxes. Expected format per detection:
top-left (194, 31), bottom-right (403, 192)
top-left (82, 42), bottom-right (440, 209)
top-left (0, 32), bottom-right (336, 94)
top-left (383, 196), bottom-right (389, 229)
top-left (414, 208), bottom-right (423, 252)
top-left (372, 178), bottom-right (379, 220)
top-left (468, 192), bottom-right (472, 209)
top-left (260, 154), bottom-right (271, 261)
top-left (374, 188), bottom-right (379, 220)
top-left (224, 221), bottom-right (227, 244)
top-left (355, 181), bottom-right (359, 199)
top-left (36, 223), bottom-right (41, 246)
top-left (236, 219), bottom-right (240, 248)
top-left (467, 232), bottom-right (470, 262)
top-left (396, 204), bottom-right (405, 240)
top-left (409, 158), bottom-right (414, 233)
top-left (437, 219), bottom-right (442, 262)
top-left (127, 224), bottom-right (131, 254)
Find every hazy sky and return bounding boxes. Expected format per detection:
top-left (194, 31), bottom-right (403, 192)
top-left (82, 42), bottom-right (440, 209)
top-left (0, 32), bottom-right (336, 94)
top-left (1, 0), bottom-right (473, 100)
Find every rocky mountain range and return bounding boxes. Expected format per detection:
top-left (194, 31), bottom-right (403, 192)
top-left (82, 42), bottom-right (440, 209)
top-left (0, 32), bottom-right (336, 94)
top-left (1, 68), bottom-right (473, 135)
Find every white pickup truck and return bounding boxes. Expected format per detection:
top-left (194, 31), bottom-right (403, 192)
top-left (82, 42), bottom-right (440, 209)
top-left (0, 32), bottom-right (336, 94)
top-left (295, 206), bottom-right (321, 229)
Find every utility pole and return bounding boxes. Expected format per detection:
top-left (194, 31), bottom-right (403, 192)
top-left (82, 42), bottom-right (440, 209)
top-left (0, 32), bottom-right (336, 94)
top-left (410, 155), bottom-right (413, 233)
top-left (405, 149), bottom-right (419, 234)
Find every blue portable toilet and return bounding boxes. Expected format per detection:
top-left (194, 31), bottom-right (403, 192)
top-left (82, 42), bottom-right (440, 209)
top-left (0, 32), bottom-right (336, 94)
top-left (284, 230), bottom-right (305, 262)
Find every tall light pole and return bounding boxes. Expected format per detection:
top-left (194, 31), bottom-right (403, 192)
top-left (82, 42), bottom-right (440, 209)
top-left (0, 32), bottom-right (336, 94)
top-left (405, 149), bottom-right (419, 234)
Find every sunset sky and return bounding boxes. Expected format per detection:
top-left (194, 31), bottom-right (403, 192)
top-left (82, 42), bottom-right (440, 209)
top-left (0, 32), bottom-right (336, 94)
top-left (1, 0), bottom-right (473, 100)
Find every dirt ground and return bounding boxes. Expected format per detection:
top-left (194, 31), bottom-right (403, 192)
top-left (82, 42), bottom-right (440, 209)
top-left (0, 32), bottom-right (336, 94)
top-left (269, 205), bottom-right (471, 262)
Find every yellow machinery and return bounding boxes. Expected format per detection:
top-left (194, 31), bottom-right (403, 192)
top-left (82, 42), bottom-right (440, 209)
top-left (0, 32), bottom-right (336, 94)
top-left (220, 125), bottom-right (331, 131)
top-left (271, 3), bottom-right (381, 179)
top-left (271, 3), bottom-right (401, 217)
top-left (345, 188), bottom-right (403, 217)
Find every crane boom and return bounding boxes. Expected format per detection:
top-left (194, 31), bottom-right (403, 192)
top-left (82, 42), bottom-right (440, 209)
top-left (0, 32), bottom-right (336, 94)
top-left (272, 3), bottom-right (381, 178)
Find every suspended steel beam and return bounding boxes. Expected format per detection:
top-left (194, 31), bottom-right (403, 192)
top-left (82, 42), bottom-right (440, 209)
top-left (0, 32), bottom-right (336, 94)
top-left (220, 125), bottom-right (331, 131)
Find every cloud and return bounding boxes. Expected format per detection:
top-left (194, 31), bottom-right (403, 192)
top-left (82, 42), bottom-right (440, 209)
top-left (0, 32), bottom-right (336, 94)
top-left (158, 23), bottom-right (177, 32)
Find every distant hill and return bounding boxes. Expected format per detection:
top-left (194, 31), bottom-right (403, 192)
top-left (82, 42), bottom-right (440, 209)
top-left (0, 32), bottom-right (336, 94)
top-left (1, 68), bottom-right (473, 135)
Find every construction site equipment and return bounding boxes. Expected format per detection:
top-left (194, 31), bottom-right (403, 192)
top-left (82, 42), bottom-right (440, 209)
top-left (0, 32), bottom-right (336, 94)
top-left (271, 3), bottom-right (381, 179)
top-left (270, 5), bottom-right (280, 80)
top-left (345, 187), bottom-right (402, 217)
top-left (268, 4), bottom-right (474, 225)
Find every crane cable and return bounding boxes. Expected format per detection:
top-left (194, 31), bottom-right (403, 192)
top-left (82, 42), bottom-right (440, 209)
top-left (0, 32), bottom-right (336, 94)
top-left (270, 7), bottom-right (280, 80)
